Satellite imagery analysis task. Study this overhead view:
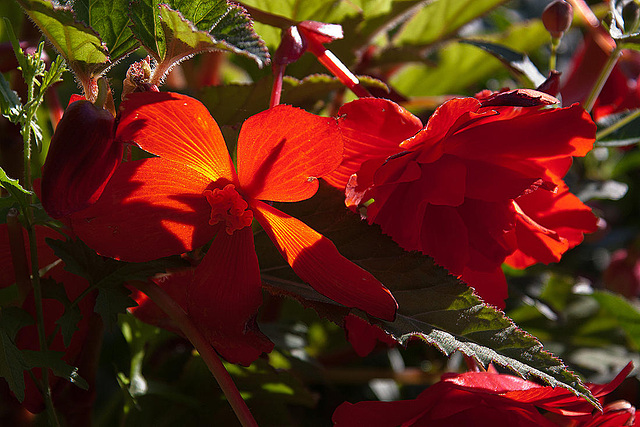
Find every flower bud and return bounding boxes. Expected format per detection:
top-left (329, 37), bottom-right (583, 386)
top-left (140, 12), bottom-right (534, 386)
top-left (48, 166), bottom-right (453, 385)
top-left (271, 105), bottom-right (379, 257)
top-left (542, 0), bottom-right (574, 38)
top-left (41, 100), bottom-right (122, 218)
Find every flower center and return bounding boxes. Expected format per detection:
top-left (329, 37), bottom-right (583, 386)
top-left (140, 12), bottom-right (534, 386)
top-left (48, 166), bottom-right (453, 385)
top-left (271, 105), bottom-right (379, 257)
top-left (204, 184), bottom-right (253, 235)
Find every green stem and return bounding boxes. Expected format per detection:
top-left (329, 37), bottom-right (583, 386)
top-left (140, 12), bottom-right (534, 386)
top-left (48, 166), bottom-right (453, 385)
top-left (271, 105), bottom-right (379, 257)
top-left (549, 37), bottom-right (560, 72)
top-left (584, 47), bottom-right (622, 113)
top-left (26, 225), bottom-right (60, 427)
top-left (595, 108), bottom-right (640, 140)
top-left (132, 280), bottom-right (258, 427)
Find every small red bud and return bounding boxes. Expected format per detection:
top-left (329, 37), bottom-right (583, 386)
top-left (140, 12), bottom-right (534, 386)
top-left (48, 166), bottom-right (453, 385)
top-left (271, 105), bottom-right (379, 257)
top-left (274, 26), bottom-right (307, 66)
top-left (41, 100), bottom-right (122, 218)
top-left (542, 0), bottom-right (574, 38)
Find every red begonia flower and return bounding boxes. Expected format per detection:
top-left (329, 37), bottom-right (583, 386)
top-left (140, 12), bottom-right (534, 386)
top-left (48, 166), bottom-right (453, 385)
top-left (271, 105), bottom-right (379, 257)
top-left (326, 95), bottom-right (596, 307)
top-left (71, 91), bottom-right (397, 365)
top-left (41, 98), bottom-right (123, 218)
top-left (333, 363), bottom-right (635, 427)
top-left (0, 224), bottom-right (96, 413)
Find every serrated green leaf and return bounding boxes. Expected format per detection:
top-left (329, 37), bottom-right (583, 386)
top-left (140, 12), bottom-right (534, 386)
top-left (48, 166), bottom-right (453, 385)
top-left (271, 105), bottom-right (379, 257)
top-left (95, 285), bottom-right (136, 329)
top-left (73, 0), bottom-right (140, 63)
top-left (0, 330), bottom-right (27, 402)
top-left (129, 0), bottom-right (269, 72)
top-left (0, 166), bottom-right (33, 214)
top-left (460, 39), bottom-right (546, 87)
top-left (0, 307), bottom-right (34, 403)
top-left (0, 72), bottom-right (22, 122)
top-left (16, 0), bottom-right (110, 79)
top-left (393, 0), bottom-right (509, 46)
top-left (257, 183), bottom-right (597, 407)
top-left (22, 349), bottom-right (88, 389)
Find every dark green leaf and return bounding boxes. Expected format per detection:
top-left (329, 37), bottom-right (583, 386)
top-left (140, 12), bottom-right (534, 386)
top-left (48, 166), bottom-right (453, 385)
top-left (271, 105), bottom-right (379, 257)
top-left (596, 109), bottom-right (640, 146)
top-left (460, 40), bottom-right (546, 87)
top-left (73, 0), bottom-right (140, 63)
top-left (129, 0), bottom-right (269, 73)
top-left (0, 72), bottom-right (21, 122)
top-left (0, 307), bottom-right (34, 402)
top-left (257, 183), bottom-right (597, 407)
top-left (22, 349), bottom-right (88, 389)
top-left (0, 330), bottom-right (27, 402)
top-left (95, 286), bottom-right (137, 330)
top-left (16, 0), bottom-right (110, 79)
top-left (199, 74), bottom-right (387, 126)
top-left (0, 166), bottom-right (33, 214)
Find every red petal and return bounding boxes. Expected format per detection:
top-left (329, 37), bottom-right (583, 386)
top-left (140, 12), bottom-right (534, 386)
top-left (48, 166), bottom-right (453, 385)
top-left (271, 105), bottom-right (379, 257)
top-left (447, 103), bottom-right (595, 161)
top-left (187, 227), bottom-right (273, 365)
top-left (324, 98), bottom-right (423, 189)
top-left (41, 100), bottom-right (122, 218)
top-left (505, 185), bottom-right (598, 268)
top-left (117, 91), bottom-right (235, 183)
top-left (252, 200), bottom-right (397, 321)
top-left (71, 158), bottom-right (213, 262)
top-left (237, 105), bottom-right (342, 202)
top-left (344, 314), bottom-right (396, 357)
top-left (460, 266), bottom-right (508, 309)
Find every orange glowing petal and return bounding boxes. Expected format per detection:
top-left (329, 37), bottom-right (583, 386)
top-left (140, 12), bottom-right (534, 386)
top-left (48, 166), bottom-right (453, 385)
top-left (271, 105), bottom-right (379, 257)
top-left (71, 158), bottom-right (213, 262)
top-left (188, 227), bottom-right (273, 366)
top-left (252, 200), bottom-right (397, 321)
top-left (324, 98), bottom-right (423, 189)
top-left (117, 91), bottom-right (236, 183)
top-left (237, 105), bottom-right (342, 202)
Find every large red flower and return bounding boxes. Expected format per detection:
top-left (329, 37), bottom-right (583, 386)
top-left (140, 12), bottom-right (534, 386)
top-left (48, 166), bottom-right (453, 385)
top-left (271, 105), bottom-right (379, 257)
top-left (333, 363), bottom-right (636, 427)
top-left (70, 91), bottom-right (397, 365)
top-left (325, 93), bottom-right (597, 307)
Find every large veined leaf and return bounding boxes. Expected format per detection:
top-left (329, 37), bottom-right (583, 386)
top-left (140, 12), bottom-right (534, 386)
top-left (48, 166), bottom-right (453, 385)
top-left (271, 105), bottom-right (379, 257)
top-left (16, 0), bottom-right (110, 80)
top-left (73, 0), bottom-right (140, 64)
top-left (255, 183), bottom-right (597, 407)
top-left (128, 0), bottom-right (269, 71)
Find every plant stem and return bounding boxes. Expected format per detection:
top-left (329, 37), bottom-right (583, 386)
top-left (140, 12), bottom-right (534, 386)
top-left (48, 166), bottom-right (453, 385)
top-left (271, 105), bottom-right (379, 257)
top-left (270, 64), bottom-right (284, 108)
top-left (549, 37), bottom-right (560, 72)
top-left (6, 209), bottom-right (30, 302)
top-left (584, 46), bottom-right (622, 113)
top-left (132, 280), bottom-right (258, 427)
top-left (595, 108), bottom-right (640, 140)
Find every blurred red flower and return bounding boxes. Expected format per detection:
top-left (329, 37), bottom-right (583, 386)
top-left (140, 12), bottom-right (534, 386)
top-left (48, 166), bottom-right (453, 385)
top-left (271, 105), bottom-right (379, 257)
top-left (71, 91), bottom-right (397, 365)
top-left (333, 363), bottom-right (635, 427)
top-left (325, 93), bottom-right (597, 307)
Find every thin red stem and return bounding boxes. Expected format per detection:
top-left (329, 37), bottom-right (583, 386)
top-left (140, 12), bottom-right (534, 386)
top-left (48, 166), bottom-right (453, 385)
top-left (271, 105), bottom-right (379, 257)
top-left (270, 63), bottom-right (285, 108)
top-left (132, 280), bottom-right (258, 427)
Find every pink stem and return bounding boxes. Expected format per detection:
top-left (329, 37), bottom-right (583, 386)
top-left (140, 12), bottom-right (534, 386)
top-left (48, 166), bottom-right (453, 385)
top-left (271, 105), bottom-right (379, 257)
top-left (132, 280), bottom-right (258, 427)
top-left (270, 63), bottom-right (285, 108)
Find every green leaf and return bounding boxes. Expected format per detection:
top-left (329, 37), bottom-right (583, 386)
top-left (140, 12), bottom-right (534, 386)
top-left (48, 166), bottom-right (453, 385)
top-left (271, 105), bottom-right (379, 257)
top-left (41, 279), bottom-right (82, 347)
top-left (129, 0), bottom-right (269, 73)
top-left (596, 109), bottom-right (640, 147)
top-left (0, 307), bottom-right (34, 402)
top-left (22, 349), bottom-right (89, 389)
top-left (393, 0), bottom-right (509, 46)
top-left (95, 286), bottom-right (137, 331)
top-left (390, 19), bottom-right (549, 96)
top-left (592, 291), bottom-right (640, 351)
top-left (0, 72), bottom-right (22, 122)
top-left (257, 183), bottom-right (597, 407)
top-left (0, 166), bottom-right (33, 214)
top-left (460, 40), bottom-right (546, 87)
top-left (73, 0), bottom-right (140, 64)
top-left (16, 0), bottom-right (110, 79)
top-left (199, 74), bottom-right (387, 126)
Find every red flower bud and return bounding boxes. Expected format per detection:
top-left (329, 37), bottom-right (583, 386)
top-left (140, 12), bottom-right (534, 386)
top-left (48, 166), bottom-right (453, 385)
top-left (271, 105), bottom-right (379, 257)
top-left (41, 100), bottom-right (122, 218)
top-left (542, 0), bottom-right (573, 38)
